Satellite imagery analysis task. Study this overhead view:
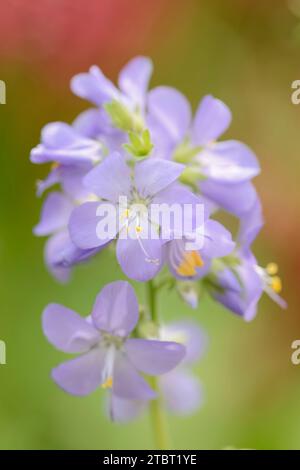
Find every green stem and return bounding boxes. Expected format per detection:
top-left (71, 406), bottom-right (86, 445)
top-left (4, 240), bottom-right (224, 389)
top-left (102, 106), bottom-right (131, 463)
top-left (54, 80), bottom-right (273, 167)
top-left (147, 279), bottom-right (158, 324)
top-left (147, 281), bottom-right (172, 450)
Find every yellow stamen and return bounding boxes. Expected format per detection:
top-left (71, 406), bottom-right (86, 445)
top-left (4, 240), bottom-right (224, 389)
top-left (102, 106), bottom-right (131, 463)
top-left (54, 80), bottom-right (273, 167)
top-left (176, 251), bottom-right (204, 277)
top-left (101, 376), bottom-right (113, 389)
top-left (266, 262), bottom-right (278, 275)
top-left (271, 276), bottom-right (282, 294)
top-left (86, 193), bottom-right (99, 202)
top-left (177, 263), bottom-right (196, 277)
top-left (122, 209), bottom-right (130, 218)
top-left (191, 250), bottom-right (204, 267)
top-left (135, 225), bottom-right (143, 233)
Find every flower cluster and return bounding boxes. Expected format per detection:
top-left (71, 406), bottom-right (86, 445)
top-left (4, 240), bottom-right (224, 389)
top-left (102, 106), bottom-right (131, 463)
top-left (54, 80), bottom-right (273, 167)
top-left (31, 57), bottom-right (286, 427)
top-left (42, 281), bottom-right (185, 419)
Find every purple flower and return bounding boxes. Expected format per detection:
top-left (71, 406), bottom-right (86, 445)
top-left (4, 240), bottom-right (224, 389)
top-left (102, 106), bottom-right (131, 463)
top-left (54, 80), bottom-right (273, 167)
top-left (192, 95), bottom-right (259, 182)
top-left (37, 161), bottom-right (95, 199)
top-left (42, 281), bottom-right (185, 407)
top-left (146, 90), bottom-right (260, 216)
top-left (34, 191), bottom-right (101, 282)
top-left (198, 179), bottom-right (258, 218)
top-left (73, 108), bottom-right (125, 154)
top-left (71, 56), bottom-right (153, 112)
top-left (34, 191), bottom-right (74, 282)
top-left (110, 320), bottom-right (207, 421)
top-left (165, 218), bottom-right (234, 280)
top-left (211, 252), bottom-right (265, 321)
top-left (32, 122), bottom-right (108, 282)
top-left (207, 201), bottom-right (286, 320)
top-left (238, 197), bottom-right (264, 253)
top-left (69, 57), bottom-right (155, 161)
top-left (30, 122), bottom-right (102, 167)
top-left (211, 252), bottom-right (286, 321)
top-left (69, 152), bottom-right (200, 281)
top-left (30, 121), bottom-right (103, 199)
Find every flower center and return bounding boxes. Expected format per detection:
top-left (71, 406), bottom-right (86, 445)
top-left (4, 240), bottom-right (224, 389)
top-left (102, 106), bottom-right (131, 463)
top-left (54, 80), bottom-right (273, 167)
top-left (118, 192), bottom-right (160, 266)
top-left (169, 239), bottom-right (204, 277)
top-left (255, 262), bottom-right (283, 294)
top-left (101, 376), bottom-right (113, 389)
top-left (177, 250), bottom-right (204, 277)
top-left (101, 343), bottom-right (116, 389)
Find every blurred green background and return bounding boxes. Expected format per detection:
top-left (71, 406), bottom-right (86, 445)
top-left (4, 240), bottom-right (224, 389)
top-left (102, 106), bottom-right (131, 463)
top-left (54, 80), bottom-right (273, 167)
top-left (0, 0), bottom-right (300, 450)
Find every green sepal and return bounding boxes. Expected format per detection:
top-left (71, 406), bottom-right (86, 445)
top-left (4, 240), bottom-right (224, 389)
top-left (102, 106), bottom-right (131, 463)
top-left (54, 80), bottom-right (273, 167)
top-left (123, 129), bottom-right (153, 157)
top-left (104, 100), bottom-right (134, 132)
